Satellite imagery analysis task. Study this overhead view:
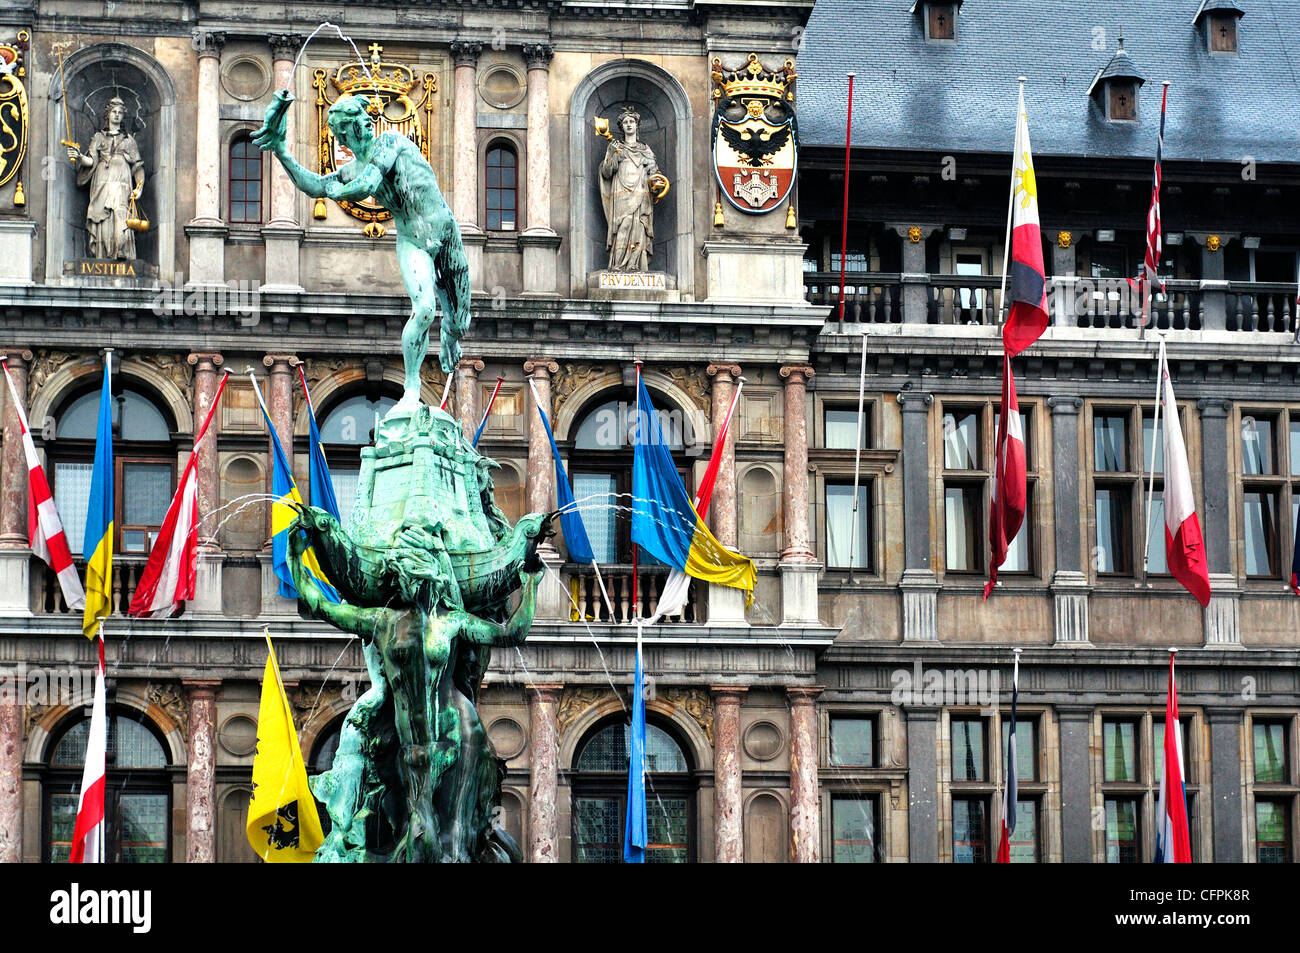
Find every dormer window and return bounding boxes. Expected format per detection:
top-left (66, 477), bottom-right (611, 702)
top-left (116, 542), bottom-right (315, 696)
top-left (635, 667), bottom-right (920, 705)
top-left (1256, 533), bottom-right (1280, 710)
top-left (1195, 1), bottom-right (1245, 55)
top-left (912, 1), bottom-right (962, 43)
top-left (1088, 36), bottom-right (1146, 123)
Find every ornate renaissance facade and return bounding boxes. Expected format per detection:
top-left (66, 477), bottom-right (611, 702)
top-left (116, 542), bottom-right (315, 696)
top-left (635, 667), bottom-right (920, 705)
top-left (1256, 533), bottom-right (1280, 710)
top-left (0, 0), bottom-right (1297, 864)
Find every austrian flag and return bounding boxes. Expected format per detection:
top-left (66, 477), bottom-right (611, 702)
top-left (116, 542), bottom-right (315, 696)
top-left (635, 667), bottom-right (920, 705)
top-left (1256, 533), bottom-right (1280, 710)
top-left (1002, 85), bottom-right (1049, 358)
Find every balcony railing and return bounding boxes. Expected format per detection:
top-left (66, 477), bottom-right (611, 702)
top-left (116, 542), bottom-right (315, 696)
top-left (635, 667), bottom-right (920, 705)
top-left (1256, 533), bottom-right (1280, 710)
top-left (566, 563), bottom-right (701, 624)
top-left (806, 272), bottom-right (1299, 336)
top-left (39, 556), bottom-right (150, 617)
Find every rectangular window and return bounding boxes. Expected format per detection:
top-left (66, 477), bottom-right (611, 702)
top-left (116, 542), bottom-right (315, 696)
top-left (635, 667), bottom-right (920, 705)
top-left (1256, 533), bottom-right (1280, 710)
top-left (1290, 418), bottom-right (1300, 475)
top-left (944, 484), bottom-right (982, 573)
top-left (1243, 416), bottom-right (1276, 475)
top-left (1094, 415), bottom-right (1129, 472)
top-left (1001, 718), bottom-right (1037, 783)
top-left (1145, 497), bottom-right (1168, 574)
top-left (120, 461), bottom-right (173, 554)
top-left (952, 797), bottom-right (988, 863)
top-left (829, 716), bottom-right (874, 766)
top-left (1094, 485), bottom-right (1132, 574)
top-left (1254, 722), bottom-right (1288, 784)
top-left (1104, 721), bottom-right (1138, 782)
top-left (1105, 798), bottom-right (1141, 863)
top-left (943, 411), bottom-right (980, 469)
top-left (831, 796), bottom-right (878, 863)
top-left (1256, 800), bottom-right (1291, 863)
top-left (572, 472), bottom-right (617, 564)
top-left (951, 718), bottom-right (987, 782)
top-left (54, 462), bottom-right (93, 556)
top-left (1010, 799), bottom-right (1038, 863)
top-left (1154, 719), bottom-right (1190, 782)
top-left (825, 407), bottom-right (870, 449)
top-left (1141, 414), bottom-right (1163, 474)
top-left (825, 482), bottom-right (871, 571)
top-left (1243, 489), bottom-right (1279, 577)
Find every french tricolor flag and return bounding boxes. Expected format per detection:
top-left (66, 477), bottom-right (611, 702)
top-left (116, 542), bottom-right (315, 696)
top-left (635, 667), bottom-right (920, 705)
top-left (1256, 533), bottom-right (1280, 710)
top-left (1002, 85), bottom-right (1049, 358)
top-left (1154, 650), bottom-right (1192, 863)
top-left (1157, 343), bottom-right (1210, 607)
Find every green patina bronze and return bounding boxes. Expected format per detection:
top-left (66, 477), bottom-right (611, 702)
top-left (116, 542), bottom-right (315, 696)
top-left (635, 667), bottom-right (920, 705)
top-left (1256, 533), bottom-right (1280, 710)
top-left (255, 93), bottom-right (548, 862)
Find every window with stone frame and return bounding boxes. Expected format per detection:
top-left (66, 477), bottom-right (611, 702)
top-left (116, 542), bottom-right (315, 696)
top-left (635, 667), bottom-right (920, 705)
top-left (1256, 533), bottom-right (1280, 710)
top-left (228, 133), bottom-right (264, 224)
top-left (317, 387), bottom-right (399, 528)
top-left (940, 399), bottom-right (1036, 577)
top-left (945, 707), bottom-right (1042, 862)
top-left (831, 795), bottom-right (881, 863)
top-left (484, 141), bottom-right (518, 231)
top-left (1236, 407), bottom-right (1300, 581)
top-left (1000, 709), bottom-right (1044, 862)
top-left (948, 714), bottom-right (990, 862)
top-left (1099, 711), bottom-right (1202, 863)
top-left (1089, 403), bottom-right (1187, 581)
top-left (1249, 714), bottom-right (1298, 863)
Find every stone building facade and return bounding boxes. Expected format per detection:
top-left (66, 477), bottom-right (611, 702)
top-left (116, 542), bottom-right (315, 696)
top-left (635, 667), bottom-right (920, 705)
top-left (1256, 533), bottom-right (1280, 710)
top-left (0, 0), bottom-right (1297, 864)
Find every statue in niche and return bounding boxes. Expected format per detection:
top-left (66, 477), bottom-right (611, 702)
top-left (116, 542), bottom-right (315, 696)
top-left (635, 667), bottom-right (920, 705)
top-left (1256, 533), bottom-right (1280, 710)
top-left (598, 107), bottom-right (669, 273)
top-left (67, 96), bottom-right (145, 261)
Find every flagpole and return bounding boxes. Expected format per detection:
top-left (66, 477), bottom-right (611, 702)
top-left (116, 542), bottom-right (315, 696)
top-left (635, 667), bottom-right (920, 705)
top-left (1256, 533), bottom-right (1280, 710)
top-left (472, 375), bottom-right (505, 448)
top-left (439, 369), bottom-right (455, 410)
top-left (97, 622), bottom-right (106, 863)
top-left (996, 78), bottom-right (1028, 327)
top-left (838, 72), bottom-right (855, 326)
top-left (632, 361), bottom-right (642, 622)
top-left (1141, 337), bottom-right (1167, 583)
top-left (846, 331), bottom-right (869, 581)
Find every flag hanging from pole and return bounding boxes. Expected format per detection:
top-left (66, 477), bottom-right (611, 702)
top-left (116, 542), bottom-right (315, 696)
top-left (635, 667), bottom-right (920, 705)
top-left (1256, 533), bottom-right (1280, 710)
top-left (1154, 651), bottom-right (1192, 863)
top-left (1158, 344), bottom-right (1211, 606)
top-left (69, 632), bottom-right (106, 863)
top-left (528, 378), bottom-right (595, 564)
top-left (81, 354), bottom-right (114, 640)
top-left (984, 353), bottom-right (1026, 599)
top-left (623, 633), bottom-right (647, 863)
top-left (1002, 86), bottom-right (1048, 358)
top-left (129, 371), bottom-right (230, 618)
top-left (472, 376), bottom-right (504, 448)
top-left (995, 655), bottom-right (1020, 863)
top-left (299, 366), bottom-right (342, 523)
top-left (1128, 83), bottom-right (1169, 324)
top-left (2, 359), bottom-right (84, 609)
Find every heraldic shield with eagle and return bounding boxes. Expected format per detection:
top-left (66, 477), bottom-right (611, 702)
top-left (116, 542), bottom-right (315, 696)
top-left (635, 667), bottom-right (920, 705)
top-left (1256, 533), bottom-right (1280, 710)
top-left (711, 53), bottom-right (798, 215)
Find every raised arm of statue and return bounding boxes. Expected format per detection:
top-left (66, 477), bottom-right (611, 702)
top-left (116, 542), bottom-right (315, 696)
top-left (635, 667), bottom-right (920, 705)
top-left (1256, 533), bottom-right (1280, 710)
top-left (443, 570), bottom-right (540, 647)
top-left (251, 94), bottom-right (332, 198)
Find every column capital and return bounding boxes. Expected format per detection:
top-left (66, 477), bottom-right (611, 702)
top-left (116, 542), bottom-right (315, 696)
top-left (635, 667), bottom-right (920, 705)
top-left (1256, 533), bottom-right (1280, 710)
top-left (267, 33), bottom-right (303, 60)
top-left (263, 353), bottom-right (298, 371)
top-left (194, 30), bottom-right (226, 59)
top-left (450, 39), bottom-right (484, 68)
top-left (0, 349), bottom-right (32, 366)
top-left (1197, 397), bottom-right (1232, 418)
top-left (458, 357), bottom-right (486, 374)
top-left (522, 43), bottom-right (554, 70)
top-left (710, 685), bottom-right (749, 700)
top-left (187, 351), bottom-right (225, 370)
top-left (1048, 394), bottom-right (1083, 415)
top-left (885, 222), bottom-right (944, 243)
top-left (706, 362), bottom-right (742, 381)
top-left (786, 686), bottom-right (824, 705)
top-left (182, 678), bottom-right (222, 700)
top-left (779, 364), bottom-right (814, 385)
top-left (524, 358), bottom-right (559, 378)
top-left (897, 389), bottom-right (933, 411)
top-left (526, 682), bottom-right (564, 703)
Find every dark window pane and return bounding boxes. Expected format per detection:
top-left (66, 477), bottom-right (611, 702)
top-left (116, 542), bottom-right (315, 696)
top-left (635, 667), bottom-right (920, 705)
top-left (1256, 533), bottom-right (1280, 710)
top-left (832, 797), bottom-right (877, 862)
top-left (830, 717), bottom-right (874, 766)
top-left (1243, 416), bottom-right (1275, 475)
top-left (1256, 800), bottom-right (1291, 863)
top-left (49, 793), bottom-right (78, 863)
top-left (1244, 489), bottom-right (1279, 577)
top-left (1104, 722), bottom-right (1137, 781)
top-left (1290, 418), bottom-right (1300, 475)
top-left (1010, 800), bottom-right (1038, 862)
top-left (486, 167), bottom-right (501, 188)
top-left (953, 798), bottom-right (988, 863)
top-left (1254, 723), bottom-right (1287, 784)
top-left (1094, 415), bottom-right (1128, 471)
top-left (943, 412), bottom-right (979, 469)
top-left (574, 797), bottom-right (620, 863)
top-left (1142, 415), bottom-right (1163, 474)
top-left (945, 485), bottom-right (981, 572)
top-left (647, 797), bottom-right (689, 863)
top-left (123, 463), bottom-right (172, 527)
top-left (321, 394), bottom-right (397, 445)
top-left (1106, 798), bottom-right (1140, 863)
top-left (826, 483), bottom-right (870, 570)
top-left (117, 794), bottom-right (168, 863)
top-left (826, 407), bottom-right (869, 449)
top-left (952, 718), bottom-right (986, 782)
top-left (1095, 485), bottom-right (1132, 573)
top-left (1001, 718), bottom-right (1036, 782)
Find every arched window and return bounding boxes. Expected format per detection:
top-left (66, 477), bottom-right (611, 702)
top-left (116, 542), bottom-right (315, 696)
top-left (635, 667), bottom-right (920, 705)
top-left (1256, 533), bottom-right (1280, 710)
top-left (571, 716), bottom-right (695, 863)
top-left (485, 143), bottom-right (517, 231)
top-left (43, 709), bottom-right (172, 862)
top-left (317, 389), bottom-right (398, 525)
top-left (50, 382), bottom-right (176, 597)
top-left (229, 134), bottom-right (263, 224)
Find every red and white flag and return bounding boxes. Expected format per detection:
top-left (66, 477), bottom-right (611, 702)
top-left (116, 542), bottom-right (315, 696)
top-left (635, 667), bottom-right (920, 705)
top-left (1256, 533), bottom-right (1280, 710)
top-left (1154, 651), bottom-right (1192, 863)
top-left (1002, 85), bottom-right (1049, 358)
top-left (1, 359), bottom-right (85, 608)
top-left (1128, 83), bottom-right (1168, 325)
top-left (69, 633), bottom-right (107, 863)
top-left (984, 353), bottom-right (1026, 599)
top-left (1157, 343), bottom-right (1210, 606)
top-left (128, 371), bottom-right (230, 618)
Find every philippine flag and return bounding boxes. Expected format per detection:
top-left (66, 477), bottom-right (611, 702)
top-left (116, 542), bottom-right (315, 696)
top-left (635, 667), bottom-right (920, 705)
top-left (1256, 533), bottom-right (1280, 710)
top-left (1002, 85), bottom-right (1049, 358)
top-left (1158, 343), bottom-right (1211, 606)
top-left (1154, 651), bottom-right (1192, 863)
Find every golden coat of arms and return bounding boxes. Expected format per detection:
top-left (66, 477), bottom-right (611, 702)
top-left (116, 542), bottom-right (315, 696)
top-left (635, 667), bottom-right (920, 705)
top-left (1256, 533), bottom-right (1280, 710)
top-left (0, 33), bottom-right (29, 198)
top-left (711, 53), bottom-right (798, 216)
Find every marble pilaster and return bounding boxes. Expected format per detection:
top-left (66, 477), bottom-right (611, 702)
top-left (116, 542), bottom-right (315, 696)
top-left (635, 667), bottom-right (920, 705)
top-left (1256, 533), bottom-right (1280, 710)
top-left (188, 32), bottom-right (227, 283)
top-left (455, 358), bottom-right (484, 440)
top-left (712, 686), bottom-right (746, 862)
top-left (526, 682), bottom-right (563, 863)
top-left (184, 680), bottom-right (219, 863)
top-left (520, 43), bottom-right (560, 296)
top-left (524, 360), bottom-right (563, 620)
top-left (0, 351), bottom-right (32, 615)
top-left (264, 34), bottom-right (305, 291)
top-left (0, 694), bottom-right (21, 863)
top-left (787, 687), bottom-right (822, 862)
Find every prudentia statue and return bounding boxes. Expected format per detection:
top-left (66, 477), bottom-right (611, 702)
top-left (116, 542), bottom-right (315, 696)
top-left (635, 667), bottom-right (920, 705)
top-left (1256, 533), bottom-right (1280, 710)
top-left (599, 106), bottom-right (659, 273)
top-left (67, 96), bottom-right (145, 260)
top-left (253, 93), bottom-right (469, 406)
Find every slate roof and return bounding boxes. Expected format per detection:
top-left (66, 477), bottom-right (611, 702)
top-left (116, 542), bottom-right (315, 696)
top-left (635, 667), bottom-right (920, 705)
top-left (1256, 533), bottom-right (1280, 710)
top-left (797, 0), bottom-right (1300, 163)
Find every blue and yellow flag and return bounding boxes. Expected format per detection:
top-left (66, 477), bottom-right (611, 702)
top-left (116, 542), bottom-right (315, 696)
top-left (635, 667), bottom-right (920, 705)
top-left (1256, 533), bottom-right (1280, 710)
top-left (81, 353), bottom-right (114, 639)
top-left (529, 379), bottom-right (595, 563)
top-left (251, 377), bottom-right (338, 602)
top-left (631, 376), bottom-right (755, 602)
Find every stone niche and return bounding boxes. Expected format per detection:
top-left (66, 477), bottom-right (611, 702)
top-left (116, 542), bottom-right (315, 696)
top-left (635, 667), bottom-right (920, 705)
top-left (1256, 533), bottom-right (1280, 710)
top-left (569, 59), bottom-right (694, 301)
top-left (45, 43), bottom-right (176, 284)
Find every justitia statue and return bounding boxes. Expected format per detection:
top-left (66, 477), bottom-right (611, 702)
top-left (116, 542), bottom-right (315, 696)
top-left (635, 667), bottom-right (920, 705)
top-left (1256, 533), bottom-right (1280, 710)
top-left (67, 96), bottom-right (145, 261)
top-left (251, 90), bottom-right (549, 862)
top-left (599, 107), bottom-right (668, 273)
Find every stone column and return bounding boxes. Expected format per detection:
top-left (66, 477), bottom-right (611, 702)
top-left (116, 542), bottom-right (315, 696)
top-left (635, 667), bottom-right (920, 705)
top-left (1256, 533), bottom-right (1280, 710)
top-left (1050, 230), bottom-right (1078, 325)
top-left (707, 363), bottom-right (744, 625)
top-left (1057, 705), bottom-right (1094, 862)
top-left (526, 683), bottom-right (563, 863)
top-left (1207, 707), bottom-right (1244, 862)
top-left (187, 353), bottom-right (226, 615)
top-left (0, 350), bottom-right (32, 615)
top-left (711, 686), bottom-right (747, 862)
top-left (187, 31), bottom-right (228, 284)
top-left (519, 43), bottom-right (561, 297)
top-left (264, 34), bottom-right (305, 291)
top-left (184, 680), bottom-right (219, 863)
top-left (260, 354), bottom-right (297, 614)
top-left (898, 390), bottom-right (938, 640)
top-left (0, 692), bottom-right (21, 863)
top-left (886, 223), bottom-right (942, 324)
top-left (787, 687), bottom-right (822, 862)
top-left (455, 358), bottom-right (484, 440)
top-left (905, 707), bottom-right (939, 862)
top-left (1049, 395), bottom-right (1090, 644)
top-left (1188, 232), bottom-right (1237, 331)
top-left (1198, 398), bottom-right (1240, 645)
top-left (450, 40), bottom-right (485, 291)
top-left (524, 359), bottom-right (564, 620)
top-left (779, 365), bottom-right (819, 625)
